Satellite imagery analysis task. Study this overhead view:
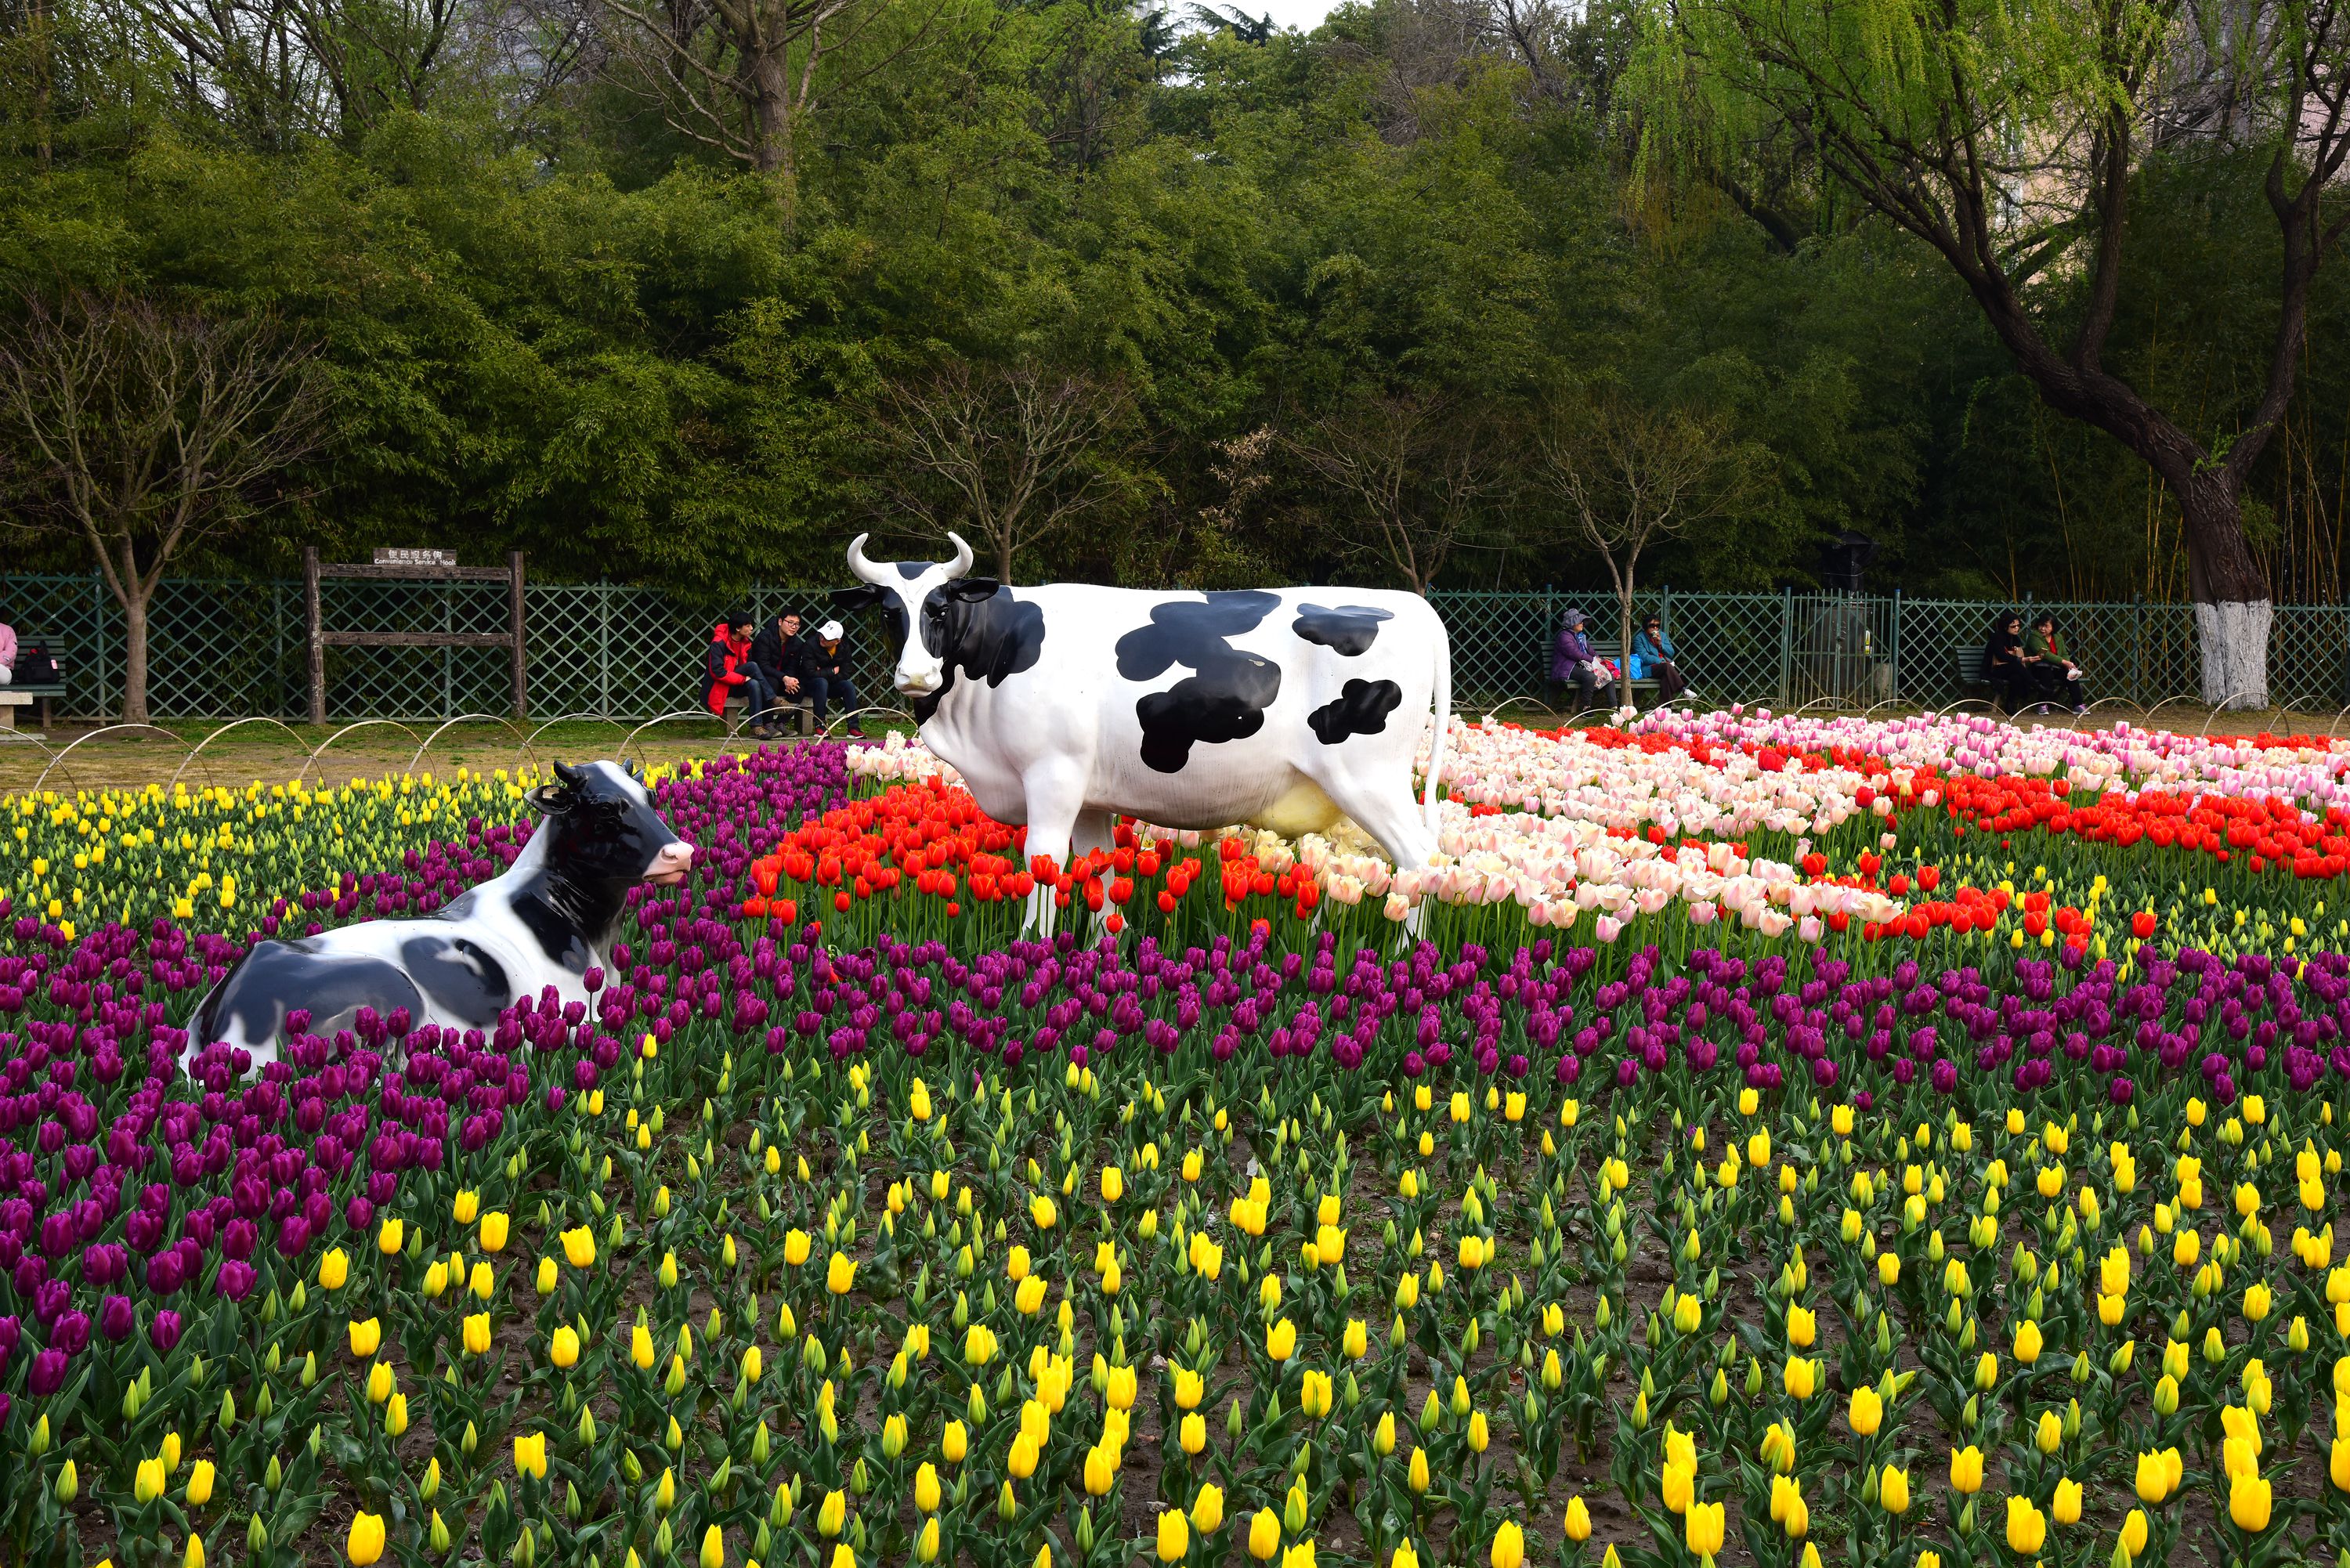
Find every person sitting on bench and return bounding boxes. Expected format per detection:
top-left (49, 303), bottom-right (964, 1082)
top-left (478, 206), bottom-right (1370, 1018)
top-left (805, 620), bottom-right (861, 727)
top-left (751, 609), bottom-right (826, 728)
top-left (1983, 612), bottom-right (2033, 716)
top-left (1629, 614), bottom-right (1687, 704)
top-left (0, 618), bottom-right (13, 685)
top-left (706, 612), bottom-right (783, 737)
top-left (1548, 608), bottom-right (1605, 714)
top-left (2025, 611), bottom-right (2088, 714)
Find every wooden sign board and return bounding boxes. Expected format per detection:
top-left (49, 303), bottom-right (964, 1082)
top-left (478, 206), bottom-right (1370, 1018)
top-left (374, 547), bottom-right (460, 568)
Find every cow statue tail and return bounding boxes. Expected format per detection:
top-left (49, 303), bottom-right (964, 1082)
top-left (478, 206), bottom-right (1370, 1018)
top-left (1421, 614), bottom-right (1451, 852)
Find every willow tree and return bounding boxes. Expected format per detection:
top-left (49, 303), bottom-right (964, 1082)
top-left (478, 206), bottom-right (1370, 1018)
top-left (1628, 0), bottom-right (2349, 706)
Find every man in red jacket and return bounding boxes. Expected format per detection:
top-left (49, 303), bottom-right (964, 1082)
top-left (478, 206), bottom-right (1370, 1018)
top-left (704, 612), bottom-right (782, 736)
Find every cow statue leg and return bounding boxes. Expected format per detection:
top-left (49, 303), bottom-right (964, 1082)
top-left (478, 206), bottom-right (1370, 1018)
top-left (1017, 762), bottom-right (1094, 940)
top-left (1317, 775), bottom-right (1440, 941)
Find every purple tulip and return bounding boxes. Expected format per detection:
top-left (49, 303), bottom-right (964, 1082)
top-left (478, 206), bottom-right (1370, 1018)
top-left (26, 1348), bottom-right (67, 1396)
top-left (215, 1259), bottom-right (257, 1300)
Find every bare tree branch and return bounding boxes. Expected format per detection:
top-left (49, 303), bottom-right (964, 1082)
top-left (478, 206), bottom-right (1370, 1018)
top-left (868, 359), bottom-right (1136, 583)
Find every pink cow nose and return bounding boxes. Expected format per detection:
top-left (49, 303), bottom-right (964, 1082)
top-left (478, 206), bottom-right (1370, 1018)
top-left (648, 840), bottom-right (696, 882)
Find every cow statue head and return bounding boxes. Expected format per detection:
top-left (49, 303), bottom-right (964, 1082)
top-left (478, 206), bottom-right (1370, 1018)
top-left (837, 532), bottom-right (1002, 697)
top-left (528, 761), bottom-right (696, 914)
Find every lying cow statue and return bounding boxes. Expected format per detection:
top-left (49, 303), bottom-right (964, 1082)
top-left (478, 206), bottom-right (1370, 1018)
top-left (186, 761), bottom-right (693, 1070)
top-left (836, 533), bottom-right (1451, 930)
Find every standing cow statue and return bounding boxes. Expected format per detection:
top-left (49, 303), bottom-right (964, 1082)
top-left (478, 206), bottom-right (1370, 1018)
top-left (836, 533), bottom-right (1450, 930)
top-left (185, 761), bottom-right (694, 1071)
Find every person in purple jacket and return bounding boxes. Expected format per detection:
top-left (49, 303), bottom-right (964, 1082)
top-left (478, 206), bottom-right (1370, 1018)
top-left (1547, 607), bottom-right (1603, 714)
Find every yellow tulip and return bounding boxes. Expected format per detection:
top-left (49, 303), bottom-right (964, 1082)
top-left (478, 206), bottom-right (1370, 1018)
top-left (347, 1512), bottom-right (388, 1566)
top-left (1950, 1447), bottom-right (1984, 1495)
top-left (701, 1525), bottom-right (726, 1568)
top-left (2005, 1498), bottom-right (2046, 1555)
top-left (1848, 1385), bottom-right (1882, 1437)
top-left (550, 1326), bottom-right (580, 1368)
top-left (559, 1227), bottom-right (595, 1268)
top-left (1564, 1497), bottom-right (1591, 1543)
top-left (2229, 1473), bottom-right (2272, 1533)
top-left (1684, 1501), bottom-right (1726, 1558)
top-left (349, 1318), bottom-right (381, 1358)
top-left (2052, 1478), bottom-right (2082, 1526)
top-left (514, 1430), bottom-right (548, 1480)
top-left (828, 1252), bottom-right (857, 1295)
top-left (1489, 1522), bottom-right (1524, 1568)
top-left (319, 1249), bottom-right (349, 1289)
top-left (463, 1313), bottom-right (493, 1357)
top-left (1879, 1466), bottom-right (1910, 1515)
top-left (1192, 1483), bottom-right (1225, 1534)
top-left (1267, 1318), bottom-right (1296, 1361)
top-left (479, 1212), bottom-right (509, 1252)
top-left (1157, 1509), bottom-right (1190, 1562)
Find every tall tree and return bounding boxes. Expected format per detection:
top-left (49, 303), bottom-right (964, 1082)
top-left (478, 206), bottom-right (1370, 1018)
top-left (0, 293), bottom-right (329, 722)
top-left (1629, 0), bottom-right (2350, 704)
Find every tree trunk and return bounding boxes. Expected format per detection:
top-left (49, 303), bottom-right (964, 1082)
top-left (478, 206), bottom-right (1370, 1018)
top-left (996, 533), bottom-right (1014, 584)
top-left (1966, 279), bottom-right (2278, 709)
top-left (2177, 465), bottom-right (2272, 709)
top-left (750, 52), bottom-right (798, 230)
top-left (121, 591), bottom-right (150, 725)
top-left (1616, 572), bottom-right (1636, 712)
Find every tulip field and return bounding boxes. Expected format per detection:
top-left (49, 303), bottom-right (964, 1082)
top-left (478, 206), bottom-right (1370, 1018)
top-left (5, 710), bottom-right (2350, 1568)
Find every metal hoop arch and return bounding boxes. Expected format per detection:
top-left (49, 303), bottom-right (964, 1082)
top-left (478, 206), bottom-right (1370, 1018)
top-left (31, 724), bottom-right (188, 795)
top-left (167, 717), bottom-right (313, 793)
top-left (404, 714), bottom-right (530, 776)
top-left (508, 712), bottom-right (621, 773)
top-left (822, 705), bottom-right (916, 740)
top-left (616, 710), bottom-right (735, 766)
top-left (297, 720), bottom-right (425, 790)
top-left (2200, 694), bottom-right (2258, 736)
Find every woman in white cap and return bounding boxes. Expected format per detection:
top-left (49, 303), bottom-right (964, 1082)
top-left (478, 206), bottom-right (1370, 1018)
top-left (807, 618), bottom-right (861, 726)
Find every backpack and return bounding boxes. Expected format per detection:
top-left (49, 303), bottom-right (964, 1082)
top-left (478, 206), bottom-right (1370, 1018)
top-left (11, 641), bottom-right (59, 686)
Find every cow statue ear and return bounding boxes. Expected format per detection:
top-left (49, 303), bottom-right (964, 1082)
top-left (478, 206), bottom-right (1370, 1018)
top-left (830, 585), bottom-right (885, 611)
top-left (528, 783), bottom-right (575, 816)
top-left (943, 577), bottom-right (1000, 603)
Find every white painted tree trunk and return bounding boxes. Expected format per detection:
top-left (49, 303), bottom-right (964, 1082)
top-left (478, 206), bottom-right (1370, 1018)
top-left (2195, 599), bottom-right (2272, 710)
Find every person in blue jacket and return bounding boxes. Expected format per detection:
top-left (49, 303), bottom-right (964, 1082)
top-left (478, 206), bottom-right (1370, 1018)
top-left (1629, 613), bottom-right (1688, 703)
top-left (1547, 609), bottom-right (1603, 714)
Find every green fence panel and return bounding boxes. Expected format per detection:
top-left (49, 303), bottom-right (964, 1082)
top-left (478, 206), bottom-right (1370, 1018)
top-left (5, 572), bottom-right (2338, 724)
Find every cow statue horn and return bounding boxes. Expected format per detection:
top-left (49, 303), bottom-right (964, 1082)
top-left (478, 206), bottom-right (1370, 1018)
top-left (944, 531), bottom-right (974, 580)
top-left (846, 533), bottom-right (888, 586)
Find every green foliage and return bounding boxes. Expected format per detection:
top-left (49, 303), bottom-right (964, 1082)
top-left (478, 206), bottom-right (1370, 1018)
top-left (0, 0), bottom-right (2342, 602)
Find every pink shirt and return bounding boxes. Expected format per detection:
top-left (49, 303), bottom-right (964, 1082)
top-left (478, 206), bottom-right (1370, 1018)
top-left (0, 624), bottom-right (14, 671)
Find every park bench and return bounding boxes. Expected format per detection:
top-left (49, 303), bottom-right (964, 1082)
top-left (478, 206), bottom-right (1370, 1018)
top-left (721, 688), bottom-right (819, 738)
top-left (1577, 639), bottom-right (1663, 712)
top-left (0, 631), bottom-right (67, 732)
top-left (1953, 644), bottom-right (1990, 697)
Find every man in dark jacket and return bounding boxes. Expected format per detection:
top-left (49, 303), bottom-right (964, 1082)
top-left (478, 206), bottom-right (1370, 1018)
top-left (805, 620), bottom-right (862, 728)
top-left (750, 610), bottom-right (813, 724)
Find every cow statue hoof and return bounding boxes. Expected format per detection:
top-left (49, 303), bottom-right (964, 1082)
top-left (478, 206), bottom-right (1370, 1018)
top-left (182, 761), bottom-right (692, 1075)
top-left (835, 533), bottom-right (1452, 930)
